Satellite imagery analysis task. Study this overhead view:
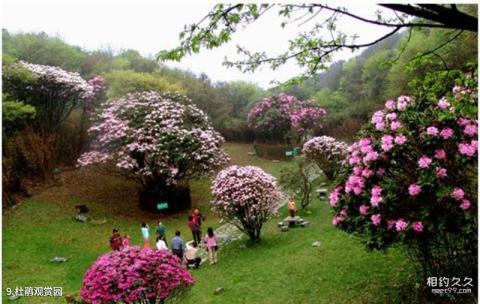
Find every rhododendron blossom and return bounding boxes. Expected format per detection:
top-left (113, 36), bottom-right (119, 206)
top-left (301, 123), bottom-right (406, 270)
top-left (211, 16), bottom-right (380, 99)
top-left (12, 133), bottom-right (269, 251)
top-left (330, 71), bottom-right (477, 254)
top-left (211, 166), bottom-right (282, 241)
top-left (247, 93), bottom-right (326, 142)
top-left (302, 136), bottom-right (348, 180)
top-left (417, 156), bottom-right (432, 169)
top-left (78, 91), bottom-right (229, 192)
top-left (408, 184), bottom-right (422, 196)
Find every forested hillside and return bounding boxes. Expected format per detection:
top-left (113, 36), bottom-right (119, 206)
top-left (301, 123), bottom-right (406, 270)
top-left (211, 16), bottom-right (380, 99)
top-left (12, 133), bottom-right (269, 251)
top-left (275, 26), bottom-right (477, 139)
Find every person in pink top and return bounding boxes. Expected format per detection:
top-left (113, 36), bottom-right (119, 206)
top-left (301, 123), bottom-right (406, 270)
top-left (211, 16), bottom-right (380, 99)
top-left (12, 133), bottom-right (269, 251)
top-left (122, 234), bottom-right (130, 247)
top-left (204, 227), bottom-right (218, 264)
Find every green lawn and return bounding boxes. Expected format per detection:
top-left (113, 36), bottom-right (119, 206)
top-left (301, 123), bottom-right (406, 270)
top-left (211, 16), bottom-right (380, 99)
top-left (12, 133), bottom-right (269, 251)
top-left (2, 143), bottom-right (412, 303)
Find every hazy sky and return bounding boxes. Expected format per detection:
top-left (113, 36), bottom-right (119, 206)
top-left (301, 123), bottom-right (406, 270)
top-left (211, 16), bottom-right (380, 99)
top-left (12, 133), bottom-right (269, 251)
top-left (2, 0), bottom-right (397, 88)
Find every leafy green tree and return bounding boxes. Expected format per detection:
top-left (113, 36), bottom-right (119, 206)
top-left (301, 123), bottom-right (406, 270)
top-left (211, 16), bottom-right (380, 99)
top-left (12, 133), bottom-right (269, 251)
top-left (103, 70), bottom-right (184, 99)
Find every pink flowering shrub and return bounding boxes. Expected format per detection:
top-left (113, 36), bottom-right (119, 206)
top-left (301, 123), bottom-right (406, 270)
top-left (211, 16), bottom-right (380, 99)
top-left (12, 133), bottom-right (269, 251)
top-left (302, 136), bottom-right (348, 180)
top-left (211, 165), bottom-right (282, 241)
top-left (78, 91), bottom-right (229, 210)
top-left (331, 69), bottom-right (477, 280)
top-left (3, 61), bottom-right (94, 131)
top-left (247, 93), bottom-right (326, 143)
top-left (81, 246), bottom-right (194, 303)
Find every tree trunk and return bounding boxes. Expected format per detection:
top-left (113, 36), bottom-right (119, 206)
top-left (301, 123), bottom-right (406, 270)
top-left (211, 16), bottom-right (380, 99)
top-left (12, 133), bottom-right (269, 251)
top-left (138, 183), bottom-right (191, 214)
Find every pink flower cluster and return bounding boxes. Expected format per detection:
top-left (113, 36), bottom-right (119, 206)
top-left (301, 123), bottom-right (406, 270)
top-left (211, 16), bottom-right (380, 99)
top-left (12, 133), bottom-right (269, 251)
top-left (81, 246), bottom-right (194, 303)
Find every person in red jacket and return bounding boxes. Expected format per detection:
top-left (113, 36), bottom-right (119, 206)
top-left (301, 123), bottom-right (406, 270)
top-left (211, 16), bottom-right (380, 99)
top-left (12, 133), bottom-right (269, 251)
top-left (110, 228), bottom-right (123, 251)
top-left (188, 216), bottom-right (201, 244)
top-left (192, 209), bottom-right (205, 226)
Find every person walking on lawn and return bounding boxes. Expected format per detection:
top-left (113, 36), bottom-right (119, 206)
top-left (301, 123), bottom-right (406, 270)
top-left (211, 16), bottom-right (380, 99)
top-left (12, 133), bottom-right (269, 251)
top-left (188, 216), bottom-right (201, 244)
top-left (204, 227), bottom-right (218, 265)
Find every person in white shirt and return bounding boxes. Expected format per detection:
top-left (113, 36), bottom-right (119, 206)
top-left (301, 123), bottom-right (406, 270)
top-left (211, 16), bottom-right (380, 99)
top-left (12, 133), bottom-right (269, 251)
top-left (156, 236), bottom-right (168, 251)
top-left (141, 222), bottom-right (150, 248)
top-left (184, 242), bottom-right (201, 269)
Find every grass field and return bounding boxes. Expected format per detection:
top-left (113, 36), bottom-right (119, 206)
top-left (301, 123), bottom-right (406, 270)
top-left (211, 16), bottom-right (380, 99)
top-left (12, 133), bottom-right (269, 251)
top-left (2, 143), bottom-right (412, 303)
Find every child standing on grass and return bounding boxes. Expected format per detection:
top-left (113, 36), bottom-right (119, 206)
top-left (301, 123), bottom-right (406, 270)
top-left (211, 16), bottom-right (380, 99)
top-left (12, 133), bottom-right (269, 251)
top-left (204, 227), bottom-right (218, 265)
top-left (141, 222), bottom-right (150, 249)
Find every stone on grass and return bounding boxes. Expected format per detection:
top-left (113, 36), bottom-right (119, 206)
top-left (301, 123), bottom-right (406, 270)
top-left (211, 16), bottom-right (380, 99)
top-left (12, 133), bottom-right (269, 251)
top-left (301, 221), bottom-right (310, 227)
top-left (73, 215), bottom-right (88, 222)
top-left (280, 226), bottom-right (289, 232)
top-left (50, 256), bottom-right (68, 263)
top-left (312, 241), bottom-right (321, 247)
top-left (214, 287), bottom-right (224, 295)
top-left (247, 152), bottom-right (256, 156)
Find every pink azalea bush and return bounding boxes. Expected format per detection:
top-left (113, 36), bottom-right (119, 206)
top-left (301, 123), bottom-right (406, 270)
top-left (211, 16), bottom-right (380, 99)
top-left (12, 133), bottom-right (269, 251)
top-left (302, 136), bottom-right (348, 180)
top-left (211, 165), bottom-right (282, 241)
top-left (81, 246), bottom-right (194, 303)
top-left (331, 69), bottom-right (477, 280)
top-left (247, 93), bottom-right (326, 143)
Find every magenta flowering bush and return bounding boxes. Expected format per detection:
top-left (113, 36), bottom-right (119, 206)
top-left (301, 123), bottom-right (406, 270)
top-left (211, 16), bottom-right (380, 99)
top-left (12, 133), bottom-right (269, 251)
top-left (3, 61), bottom-right (94, 131)
top-left (331, 69), bottom-right (477, 280)
top-left (302, 136), bottom-right (348, 180)
top-left (81, 246), bottom-right (194, 303)
top-left (247, 93), bottom-right (326, 143)
top-left (211, 165), bottom-right (282, 241)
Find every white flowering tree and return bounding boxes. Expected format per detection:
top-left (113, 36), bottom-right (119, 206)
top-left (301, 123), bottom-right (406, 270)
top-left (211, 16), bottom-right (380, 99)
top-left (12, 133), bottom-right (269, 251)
top-left (302, 136), bottom-right (348, 180)
top-left (78, 91), bottom-right (229, 211)
top-left (211, 165), bottom-right (282, 241)
top-left (3, 61), bottom-right (94, 131)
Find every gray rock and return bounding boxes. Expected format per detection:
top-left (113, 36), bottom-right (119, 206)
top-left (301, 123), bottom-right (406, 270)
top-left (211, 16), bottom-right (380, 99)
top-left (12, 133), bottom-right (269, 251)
top-left (247, 152), bottom-right (256, 156)
top-left (214, 287), bottom-right (224, 295)
top-left (312, 241), bottom-right (321, 247)
top-left (280, 226), bottom-right (289, 232)
top-left (73, 215), bottom-right (88, 222)
top-left (50, 256), bottom-right (68, 263)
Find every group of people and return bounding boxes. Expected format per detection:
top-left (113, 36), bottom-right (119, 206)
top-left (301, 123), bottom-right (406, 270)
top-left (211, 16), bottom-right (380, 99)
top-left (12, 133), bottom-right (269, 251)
top-left (109, 208), bottom-right (219, 268)
top-left (109, 228), bottom-right (130, 250)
